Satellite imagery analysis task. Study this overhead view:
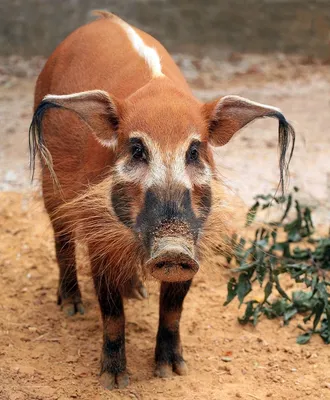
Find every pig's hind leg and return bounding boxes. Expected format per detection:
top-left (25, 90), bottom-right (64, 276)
top-left (53, 226), bottom-right (84, 316)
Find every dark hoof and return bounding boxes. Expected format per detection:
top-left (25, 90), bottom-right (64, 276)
top-left (130, 283), bottom-right (148, 300)
top-left (122, 275), bottom-right (148, 300)
top-left (58, 294), bottom-right (84, 316)
top-left (155, 360), bottom-right (188, 378)
top-left (100, 371), bottom-right (130, 390)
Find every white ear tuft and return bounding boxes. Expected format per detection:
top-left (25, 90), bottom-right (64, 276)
top-left (42, 90), bottom-right (121, 147)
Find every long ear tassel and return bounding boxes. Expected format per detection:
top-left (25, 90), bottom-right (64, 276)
top-left (267, 111), bottom-right (295, 195)
top-left (29, 100), bottom-right (62, 188)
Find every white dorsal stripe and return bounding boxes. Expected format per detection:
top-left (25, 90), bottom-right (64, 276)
top-left (104, 13), bottom-right (163, 78)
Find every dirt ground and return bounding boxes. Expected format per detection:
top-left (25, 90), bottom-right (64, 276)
top-left (1, 55), bottom-right (330, 400)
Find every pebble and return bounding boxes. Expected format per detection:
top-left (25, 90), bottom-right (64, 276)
top-left (18, 365), bottom-right (35, 375)
top-left (39, 386), bottom-right (56, 396)
top-left (9, 394), bottom-right (25, 400)
top-left (221, 356), bottom-right (232, 362)
top-left (66, 355), bottom-right (79, 363)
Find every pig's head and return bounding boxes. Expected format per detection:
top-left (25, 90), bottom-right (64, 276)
top-left (31, 79), bottom-right (295, 282)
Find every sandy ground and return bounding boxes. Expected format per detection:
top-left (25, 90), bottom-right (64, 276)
top-left (0, 56), bottom-right (330, 400)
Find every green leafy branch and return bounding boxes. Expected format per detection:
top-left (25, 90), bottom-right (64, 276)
top-left (224, 187), bottom-right (330, 344)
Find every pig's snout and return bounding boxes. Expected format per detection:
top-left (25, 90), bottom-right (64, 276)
top-left (146, 237), bottom-right (199, 282)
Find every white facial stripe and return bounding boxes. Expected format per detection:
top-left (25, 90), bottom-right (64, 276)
top-left (109, 14), bottom-right (163, 78)
top-left (126, 131), bottom-right (167, 187)
top-left (169, 149), bottom-right (191, 189)
top-left (117, 132), bottom-right (211, 189)
top-left (170, 133), bottom-right (207, 188)
top-left (190, 164), bottom-right (212, 185)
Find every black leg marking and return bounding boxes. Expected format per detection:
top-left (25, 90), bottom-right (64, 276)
top-left (92, 263), bottom-right (129, 390)
top-left (54, 231), bottom-right (83, 316)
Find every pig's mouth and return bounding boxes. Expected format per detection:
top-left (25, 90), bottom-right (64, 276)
top-left (145, 236), bottom-right (199, 282)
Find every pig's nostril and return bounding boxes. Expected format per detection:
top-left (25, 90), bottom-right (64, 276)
top-left (180, 263), bottom-right (191, 270)
top-left (155, 261), bottom-right (193, 270)
top-left (146, 242), bottom-right (199, 282)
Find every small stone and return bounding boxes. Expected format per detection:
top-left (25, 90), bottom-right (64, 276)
top-left (39, 386), bottom-right (56, 396)
top-left (9, 393), bottom-right (25, 400)
top-left (28, 327), bottom-right (37, 333)
top-left (221, 356), bottom-right (232, 362)
top-left (235, 393), bottom-right (242, 398)
top-left (19, 366), bottom-right (35, 375)
top-left (291, 368), bottom-right (297, 372)
top-left (66, 355), bottom-right (78, 363)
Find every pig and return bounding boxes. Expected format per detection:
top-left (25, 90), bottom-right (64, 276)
top-left (29, 11), bottom-right (295, 389)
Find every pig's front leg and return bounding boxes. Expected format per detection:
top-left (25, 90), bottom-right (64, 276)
top-left (155, 280), bottom-right (192, 378)
top-left (92, 265), bottom-right (129, 390)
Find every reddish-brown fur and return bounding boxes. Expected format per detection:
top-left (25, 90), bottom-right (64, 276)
top-left (34, 13), bottom-right (225, 277)
top-left (31, 12), bottom-right (294, 389)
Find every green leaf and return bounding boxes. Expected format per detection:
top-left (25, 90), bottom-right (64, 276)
top-left (283, 307), bottom-right (298, 324)
top-left (246, 201), bottom-right (260, 227)
top-left (264, 281), bottom-right (273, 302)
top-left (320, 308), bottom-right (330, 344)
top-left (274, 274), bottom-right (291, 301)
top-left (271, 299), bottom-right (288, 316)
top-left (292, 291), bottom-right (314, 311)
top-left (253, 304), bottom-right (260, 326)
top-left (256, 262), bottom-right (267, 286)
top-left (296, 332), bottom-right (312, 345)
top-left (271, 242), bottom-right (291, 258)
top-left (223, 277), bottom-right (237, 306)
top-left (223, 186), bottom-right (330, 344)
top-left (238, 301), bottom-right (258, 325)
top-left (237, 273), bottom-right (252, 305)
top-left (317, 282), bottom-right (329, 308)
top-left (312, 302), bottom-right (324, 332)
top-left (280, 193), bottom-right (292, 223)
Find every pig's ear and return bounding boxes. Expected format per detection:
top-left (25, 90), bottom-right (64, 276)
top-left (29, 89), bottom-right (121, 184)
top-left (203, 95), bottom-right (295, 192)
top-left (40, 90), bottom-right (121, 146)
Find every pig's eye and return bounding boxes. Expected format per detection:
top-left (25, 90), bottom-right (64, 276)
top-left (186, 141), bottom-right (200, 164)
top-left (130, 138), bottom-right (148, 162)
